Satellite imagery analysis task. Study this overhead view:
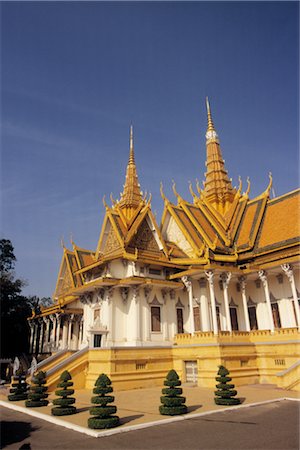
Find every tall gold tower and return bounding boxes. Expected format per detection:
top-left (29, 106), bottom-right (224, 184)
top-left (118, 125), bottom-right (143, 220)
top-left (202, 98), bottom-right (236, 214)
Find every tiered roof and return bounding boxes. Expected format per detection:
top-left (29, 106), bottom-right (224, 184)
top-left (34, 101), bottom-right (299, 313)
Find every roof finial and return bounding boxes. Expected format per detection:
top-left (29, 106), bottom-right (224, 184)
top-left (205, 97), bottom-right (219, 143)
top-left (206, 97), bottom-right (214, 132)
top-left (129, 123), bottom-right (135, 165)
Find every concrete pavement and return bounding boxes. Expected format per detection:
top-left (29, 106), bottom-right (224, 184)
top-left (1, 399), bottom-right (299, 449)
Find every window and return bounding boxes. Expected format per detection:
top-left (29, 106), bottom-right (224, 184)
top-left (149, 268), bottom-right (161, 276)
top-left (93, 334), bottom-right (102, 348)
top-left (193, 307), bottom-right (201, 331)
top-left (151, 306), bottom-right (161, 332)
top-left (176, 308), bottom-right (184, 334)
top-left (230, 307), bottom-right (239, 331)
top-left (271, 303), bottom-right (281, 328)
top-left (248, 306), bottom-right (258, 330)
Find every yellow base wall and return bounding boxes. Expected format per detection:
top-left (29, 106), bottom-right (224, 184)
top-left (40, 329), bottom-right (299, 392)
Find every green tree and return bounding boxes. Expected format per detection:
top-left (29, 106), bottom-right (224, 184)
top-left (214, 365), bottom-right (240, 406)
top-left (88, 374), bottom-right (119, 429)
top-left (7, 368), bottom-right (28, 401)
top-left (0, 239), bottom-right (31, 357)
top-left (25, 371), bottom-right (49, 407)
top-left (159, 370), bottom-right (187, 415)
top-left (51, 371), bottom-right (77, 416)
top-left (0, 239), bottom-right (53, 358)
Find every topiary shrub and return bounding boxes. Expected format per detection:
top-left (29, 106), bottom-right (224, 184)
top-left (51, 370), bottom-right (77, 416)
top-left (8, 369), bottom-right (28, 401)
top-left (159, 369), bottom-right (187, 415)
top-left (88, 373), bottom-right (119, 429)
top-left (25, 370), bottom-right (49, 408)
top-left (214, 365), bottom-right (240, 406)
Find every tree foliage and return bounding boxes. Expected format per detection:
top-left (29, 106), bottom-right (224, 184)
top-left (159, 370), bottom-right (187, 415)
top-left (0, 239), bottom-right (52, 357)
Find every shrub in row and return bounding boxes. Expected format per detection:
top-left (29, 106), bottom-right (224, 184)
top-left (51, 370), bottom-right (77, 416)
top-left (8, 369), bottom-right (28, 401)
top-left (25, 371), bottom-right (49, 408)
top-left (88, 373), bottom-right (119, 429)
top-left (214, 365), bottom-right (241, 406)
top-left (159, 369), bottom-right (187, 416)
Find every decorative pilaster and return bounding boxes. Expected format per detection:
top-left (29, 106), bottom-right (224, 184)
top-left (182, 276), bottom-right (195, 335)
top-left (133, 285), bottom-right (141, 342)
top-left (45, 317), bottom-right (51, 348)
top-left (205, 270), bottom-right (218, 335)
top-left (62, 316), bottom-right (69, 348)
top-left (258, 270), bottom-right (274, 333)
top-left (239, 277), bottom-right (250, 332)
top-left (281, 264), bottom-right (300, 329)
top-left (220, 272), bottom-right (232, 332)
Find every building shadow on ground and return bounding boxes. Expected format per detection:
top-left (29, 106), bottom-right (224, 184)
top-left (0, 421), bottom-right (38, 448)
top-left (187, 404), bottom-right (203, 413)
top-left (119, 414), bottom-right (144, 425)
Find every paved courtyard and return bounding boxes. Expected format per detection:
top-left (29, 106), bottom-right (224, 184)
top-left (1, 400), bottom-right (299, 450)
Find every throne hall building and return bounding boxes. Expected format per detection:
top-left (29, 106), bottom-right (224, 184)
top-left (29, 100), bottom-right (300, 391)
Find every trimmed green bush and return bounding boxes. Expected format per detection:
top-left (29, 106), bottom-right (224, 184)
top-left (159, 370), bottom-right (187, 416)
top-left (88, 374), bottom-right (119, 429)
top-left (51, 370), bottom-right (77, 416)
top-left (25, 371), bottom-right (49, 408)
top-left (8, 369), bottom-right (28, 401)
top-left (214, 365), bottom-right (240, 406)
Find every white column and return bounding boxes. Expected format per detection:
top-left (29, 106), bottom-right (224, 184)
top-left (56, 314), bottom-right (61, 348)
top-left (133, 286), bottom-right (141, 342)
top-left (67, 316), bottom-right (73, 349)
top-left (32, 322), bottom-right (38, 353)
top-left (45, 317), bottom-right (50, 347)
top-left (205, 271), bottom-right (218, 335)
top-left (221, 272), bottom-right (232, 332)
top-left (106, 288), bottom-right (114, 345)
top-left (182, 276), bottom-right (195, 334)
top-left (78, 318), bottom-right (83, 347)
top-left (258, 270), bottom-right (274, 333)
top-left (39, 320), bottom-right (45, 353)
top-left (29, 323), bottom-right (35, 353)
top-left (62, 317), bottom-right (68, 349)
top-left (170, 289), bottom-right (177, 338)
top-left (162, 289), bottom-right (169, 340)
top-left (199, 278), bottom-right (210, 331)
top-left (282, 264), bottom-right (300, 330)
top-left (73, 319), bottom-right (79, 349)
top-left (239, 276), bottom-right (250, 332)
top-left (50, 315), bottom-right (56, 347)
top-left (144, 287), bottom-right (152, 341)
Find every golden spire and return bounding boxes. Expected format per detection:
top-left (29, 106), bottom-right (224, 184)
top-left (205, 97), bottom-right (219, 143)
top-left (118, 125), bottom-right (143, 219)
top-left (203, 98), bottom-right (235, 214)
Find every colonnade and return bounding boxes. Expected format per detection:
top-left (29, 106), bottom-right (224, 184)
top-left (184, 264), bottom-right (300, 335)
top-left (29, 313), bottom-right (83, 354)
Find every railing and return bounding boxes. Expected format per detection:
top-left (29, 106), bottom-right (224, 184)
top-left (174, 328), bottom-right (300, 345)
top-left (27, 349), bottom-right (69, 375)
top-left (46, 346), bottom-right (89, 377)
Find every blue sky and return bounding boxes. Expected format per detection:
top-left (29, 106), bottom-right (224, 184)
top-left (1, 1), bottom-right (299, 298)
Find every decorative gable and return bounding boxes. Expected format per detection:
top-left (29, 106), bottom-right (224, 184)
top-left (128, 218), bottom-right (160, 253)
